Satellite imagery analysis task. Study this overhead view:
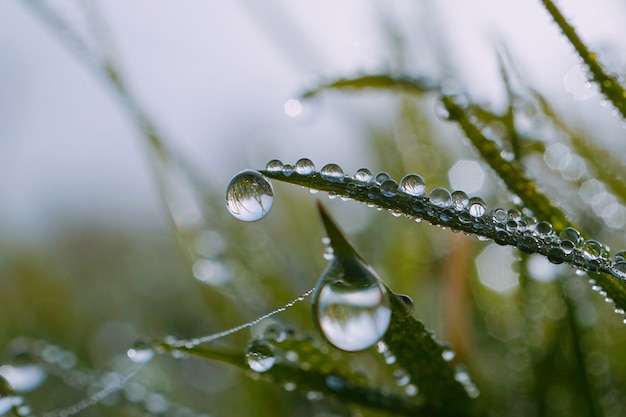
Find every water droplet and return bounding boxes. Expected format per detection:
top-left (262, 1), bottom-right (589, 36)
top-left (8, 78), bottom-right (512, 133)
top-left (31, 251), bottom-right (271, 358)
top-left (547, 247), bottom-right (566, 264)
top-left (325, 375), bottom-right (346, 391)
top-left (394, 293), bottom-right (414, 317)
top-left (560, 227), bottom-right (581, 244)
top-left (429, 188), bottom-right (452, 208)
top-left (313, 204), bottom-right (391, 352)
top-left (263, 323), bottom-right (287, 342)
top-left (393, 369), bottom-right (410, 387)
top-left (518, 236), bottom-right (538, 254)
top-left (380, 179), bottom-right (398, 197)
top-left (265, 159), bottom-right (284, 173)
top-left (127, 338), bottom-right (155, 364)
top-left (405, 384), bottom-right (418, 396)
top-left (614, 308), bottom-right (625, 315)
top-left (375, 172), bottom-right (390, 184)
top-left (295, 158), bottom-right (315, 175)
top-left (435, 100), bottom-right (451, 120)
top-left (313, 277), bottom-right (391, 352)
top-left (614, 250), bottom-right (626, 262)
top-left (353, 168), bottom-right (373, 184)
top-left (306, 391), bottom-right (324, 401)
top-left (582, 240), bottom-right (603, 260)
top-left (468, 198), bottom-right (486, 217)
top-left (320, 164), bottom-right (345, 183)
top-left (560, 240), bottom-right (575, 254)
top-left (611, 261), bottom-right (626, 280)
top-left (245, 340), bottom-right (276, 372)
top-left (442, 348), bottom-right (455, 361)
top-left (399, 174), bottom-right (426, 196)
top-left (451, 191), bottom-right (469, 211)
top-left (492, 208), bottom-right (507, 223)
top-left (535, 221), bottom-right (553, 236)
top-left (282, 164), bottom-right (295, 176)
top-left (226, 170), bottom-right (274, 222)
top-left (284, 98), bottom-right (302, 117)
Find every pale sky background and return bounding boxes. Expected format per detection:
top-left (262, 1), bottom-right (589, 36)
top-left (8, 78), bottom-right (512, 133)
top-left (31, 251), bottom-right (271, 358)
top-left (1, 0), bottom-right (624, 239)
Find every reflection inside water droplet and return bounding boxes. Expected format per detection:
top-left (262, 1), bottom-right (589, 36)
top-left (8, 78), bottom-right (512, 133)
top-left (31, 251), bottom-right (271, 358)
top-left (246, 340), bottom-right (276, 372)
top-left (127, 338), bottom-right (155, 364)
top-left (429, 187), bottom-right (452, 208)
top-left (320, 164), bottom-right (345, 182)
top-left (313, 276), bottom-right (391, 352)
top-left (399, 174), bottom-right (426, 196)
top-left (353, 168), bottom-right (373, 184)
top-left (295, 158), bottom-right (315, 175)
top-left (226, 170), bottom-right (274, 222)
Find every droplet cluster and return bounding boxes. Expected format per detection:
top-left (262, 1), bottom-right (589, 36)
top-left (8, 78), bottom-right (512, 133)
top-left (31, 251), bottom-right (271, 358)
top-left (256, 159), bottom-right (626, 298)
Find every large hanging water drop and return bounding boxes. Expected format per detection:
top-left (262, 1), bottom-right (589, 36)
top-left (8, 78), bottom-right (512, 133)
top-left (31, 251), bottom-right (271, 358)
top-left (312, 203), bottom-right (391, 352)
top-left (225, 170), bottom-right (274, 222)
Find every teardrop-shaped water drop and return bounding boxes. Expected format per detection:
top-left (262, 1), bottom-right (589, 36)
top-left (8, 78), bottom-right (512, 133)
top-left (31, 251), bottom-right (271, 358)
top-left (313, 203), bottom-right (391, 352)
top-left (313, 274), bottom-right (391, 352)
top-left (265, 159), bottom-right (284, 173)
top-left (245, 340), bottom-right (276, 373)
top-left (398, 174), bottom-right (426, 197)
top-left (295, 158), bottom-right (315, 175)
top-left (320, 164), bottom-right (345, 183)
top-left (451, 191), bottom-right (469, 211)
top-left (582, 240), bottom-right (603, 260)
top-left (225, 170), bottom-right (274, 222)
top-left (127, 338), bottom-right (155, 364)
top-left (353, 168), bottom-right (373, 184)
top-left (468, 197), bottom-right (486, 218)
top-left (380, 179), bottom-right (398, 197)
top-left (429, 187), bottom-right (452, 208)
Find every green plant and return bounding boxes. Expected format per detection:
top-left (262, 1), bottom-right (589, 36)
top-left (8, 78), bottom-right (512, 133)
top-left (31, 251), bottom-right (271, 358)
top-left (2, 1), bottom-right (626, 416)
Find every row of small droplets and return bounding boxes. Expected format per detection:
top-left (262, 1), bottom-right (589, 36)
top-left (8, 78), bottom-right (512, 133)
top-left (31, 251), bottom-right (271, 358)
top-left (263, 159), bottom-right (626, 283)
top-left (0, 337), bottom-right (211, 417)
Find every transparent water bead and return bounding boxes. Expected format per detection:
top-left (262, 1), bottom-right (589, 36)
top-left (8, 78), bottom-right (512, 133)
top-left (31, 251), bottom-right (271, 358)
top-left (429, 187), bottom-right (452, 208)
top-left (245, 340), bottom-right (276, 373)
top-left (398, 174), bottom-right (426, 196)
top-left (535, 221), bottom-right (553, 237)
top-left (615, 250), bottom-right (626, 262)
top-left (282, 164), bottom-right (295, 176)
top-left (380, 179), bottom-right (398, 197)
top-left (313, 203), bottom-right (391, 352)
top-left (451, 191), bottom-right (469, 211)
top-left (265, 159), bottom-right (284, 173)
top-left (353, 168), bottom-right (373, 184)
top-left (582, 240), bottom-right (603, 260)
top-left (374, 172), bottom-right (390, 185)
top-left (295, 158), bottom-right (315, 175)
top-left (468, 197), bottom-right (486, 218)
top-left (226, 169), bottom-right (274, 222)
top-left (127, 338), bottom-right (155, 364)
top-left (320, 164), bottom-right (345, 183)
top-left (611, 262), bottom-right (626, 280)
